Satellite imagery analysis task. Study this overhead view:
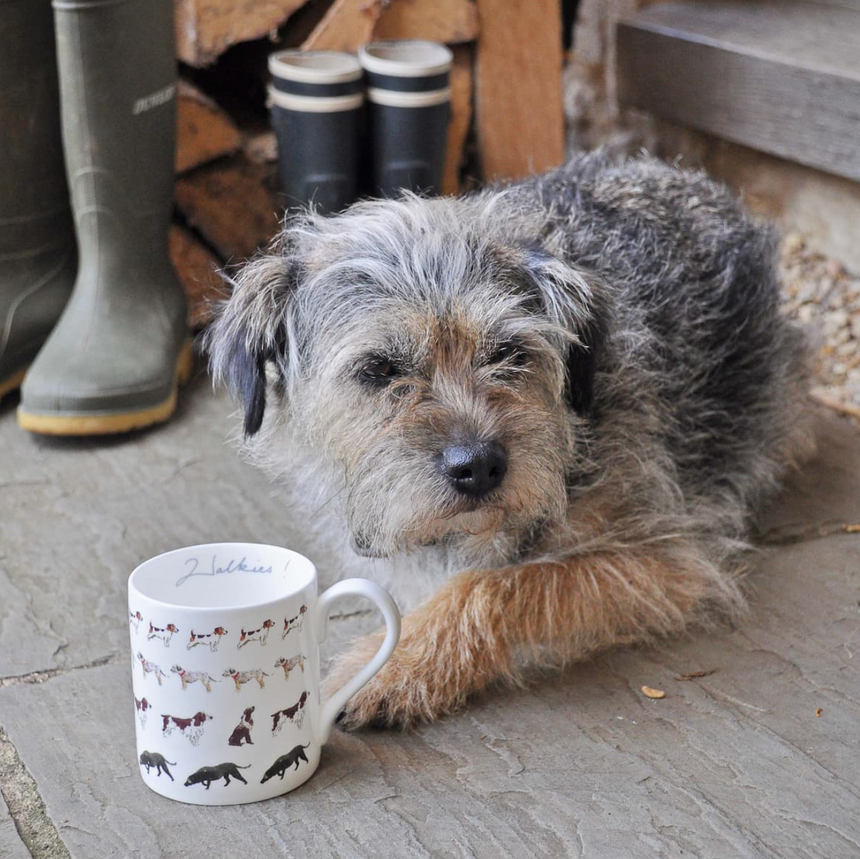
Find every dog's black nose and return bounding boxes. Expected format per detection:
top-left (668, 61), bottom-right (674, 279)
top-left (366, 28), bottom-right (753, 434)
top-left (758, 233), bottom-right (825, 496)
top-left (441, 441), bottom-right (508, 497)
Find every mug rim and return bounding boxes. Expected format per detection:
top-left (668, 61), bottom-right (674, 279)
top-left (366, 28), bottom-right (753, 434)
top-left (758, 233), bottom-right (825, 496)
top-left (128, 542), bottom-right (316, 613)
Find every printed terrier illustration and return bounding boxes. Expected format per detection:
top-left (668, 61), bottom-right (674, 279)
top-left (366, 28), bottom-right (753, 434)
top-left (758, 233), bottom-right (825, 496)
top-left (281, 605), bottom-right (307, 639)
top-left (187, 626), bottom-right (228, 652)
top-left (237, 618), bottom-right (275, 649)
top-left (227, 706), bottom-right (256, 746)
top-left (147, 622), bottom-right (179, 647)
top-left (171, 665), bottom-right (218, 692)
top-left (139, 751), bottom-right (176, 781)
top-left (184, 762), bottom-right (250, 790)
top-left (208, 152), bottom-right (814, 728)
top-left (129, 610), bottom-right (143, 633)
top-left (137, 652), bottom-right (167, 685)
top-left (274, 654), bottom-right (307, 681)
top-left (261, 745), bottom-right (310, 782)
top-left (223, 667), bottom-right (270, 692)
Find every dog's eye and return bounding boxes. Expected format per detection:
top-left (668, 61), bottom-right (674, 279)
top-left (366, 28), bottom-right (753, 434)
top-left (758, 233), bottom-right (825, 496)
top-left (359, 358), bottom-right (400, 386)
top-left (488, 343), bottom-right (527, 367)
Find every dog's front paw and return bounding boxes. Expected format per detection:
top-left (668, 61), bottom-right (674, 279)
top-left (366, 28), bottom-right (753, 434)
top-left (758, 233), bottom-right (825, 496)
top-left (324, 630), bottom-right (462, 730)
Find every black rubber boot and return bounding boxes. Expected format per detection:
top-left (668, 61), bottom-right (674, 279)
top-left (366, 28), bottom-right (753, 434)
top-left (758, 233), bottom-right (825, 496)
top-left (0, 0), bottom-right (76, 404)
top-left (268, 50), bottom-right (364, 215)
top-left (19, 0), bottom-right (190, 435)
top-left (358, 40), bottom-right (452, 196)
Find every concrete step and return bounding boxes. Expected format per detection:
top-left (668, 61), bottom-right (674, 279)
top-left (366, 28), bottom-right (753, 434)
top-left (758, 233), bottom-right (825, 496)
top-left (616, 0), bottom-right (860, 182)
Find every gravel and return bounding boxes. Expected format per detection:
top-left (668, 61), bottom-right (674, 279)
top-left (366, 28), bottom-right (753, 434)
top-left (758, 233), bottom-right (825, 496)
top-left (779, 233), bottom-right (860, 416)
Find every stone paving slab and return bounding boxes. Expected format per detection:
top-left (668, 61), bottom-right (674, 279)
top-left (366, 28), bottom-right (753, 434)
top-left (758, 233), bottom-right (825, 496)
top-left (755, 411), bottom-right (860, 537)
top-left (2, 373), bottom-right (860, 858)
top-left (0, 368), bottom-right (365, 679)
top-left (0, 792), bottom-right (28, 859)
top-left (1, 527), bottom-right (859, 859)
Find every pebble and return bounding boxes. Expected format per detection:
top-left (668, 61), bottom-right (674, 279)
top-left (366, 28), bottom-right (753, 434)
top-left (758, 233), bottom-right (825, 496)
top-left (780, 236), bottom-right (859, 412)
top-left (824, 310), bottom-right (849, 330)
top-left (783, 233), bottom-right (805, 255)
top-left (825, 259), bottom-right (844, 279)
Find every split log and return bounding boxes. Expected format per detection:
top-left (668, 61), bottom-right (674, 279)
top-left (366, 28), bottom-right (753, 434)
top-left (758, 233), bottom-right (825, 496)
top-left (174, 157), bottom-right (280, 261)
top-left (301, 0), bottom-right (382, 52)
top-left (176, 80), bottom-right (242, 174)
top-left (442, 45), bottom-right (473, 196)
top-left (169, 224), bottom-right (225, 327)
top-left (475, 0), bottom-right (565, 180)
top-left (175, 0), bottom-right (310, 67)
top-left (373, 0), bottom-right (479, 44)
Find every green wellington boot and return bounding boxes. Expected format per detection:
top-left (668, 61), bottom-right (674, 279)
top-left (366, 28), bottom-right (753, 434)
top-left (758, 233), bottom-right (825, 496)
top-left (0, 0), bottom-right (76, 404)
top-left (18, 0), bottom-right (190, 436)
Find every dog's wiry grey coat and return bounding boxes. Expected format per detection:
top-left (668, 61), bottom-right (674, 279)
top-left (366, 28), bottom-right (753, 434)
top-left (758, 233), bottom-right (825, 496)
top-left (207, 153), bottom-right (813, 726)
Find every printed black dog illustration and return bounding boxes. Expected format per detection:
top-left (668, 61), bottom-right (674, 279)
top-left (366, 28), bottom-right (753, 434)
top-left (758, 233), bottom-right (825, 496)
top-left (227, 706), bottom-right (255, 746)
top-left (139, 751), bottom-right (176, 781)
top-left (260, 745), bottom-right (310, 782)
top-left (184, 762), bottom-right (251, 790)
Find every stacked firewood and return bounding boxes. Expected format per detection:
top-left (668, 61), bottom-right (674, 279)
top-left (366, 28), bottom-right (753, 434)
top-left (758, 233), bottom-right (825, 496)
top-left (170, 0), bottom-right (565, 326)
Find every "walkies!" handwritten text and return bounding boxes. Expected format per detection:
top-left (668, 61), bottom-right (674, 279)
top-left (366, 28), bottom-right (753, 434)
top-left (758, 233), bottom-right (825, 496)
top-left (176, 556), bottom-right (275, 587)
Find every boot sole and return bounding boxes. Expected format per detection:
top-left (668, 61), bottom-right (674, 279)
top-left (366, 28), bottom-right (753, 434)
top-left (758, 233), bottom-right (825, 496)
top-left (0, 367), bottom-right (29, 404)
top-left (17, 338), bottom-right (194, 436)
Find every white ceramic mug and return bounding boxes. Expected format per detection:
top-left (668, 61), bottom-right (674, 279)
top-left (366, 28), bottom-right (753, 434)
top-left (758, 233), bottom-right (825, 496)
top-left (128, 543), bottom-right (401, 805)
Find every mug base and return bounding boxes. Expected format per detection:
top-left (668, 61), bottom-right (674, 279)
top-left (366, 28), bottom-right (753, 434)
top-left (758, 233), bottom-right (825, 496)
top-left (139, 752), bottom-right (320, 806)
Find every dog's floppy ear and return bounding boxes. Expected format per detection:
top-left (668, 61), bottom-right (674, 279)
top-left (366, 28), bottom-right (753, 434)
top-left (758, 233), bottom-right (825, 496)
top-left (519, 248), bottom-right (609, 416)
top-left (206, 247), bottom-right (300, 436)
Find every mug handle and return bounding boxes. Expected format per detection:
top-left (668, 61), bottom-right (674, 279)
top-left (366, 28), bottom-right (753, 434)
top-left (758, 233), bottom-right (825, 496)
top-left (315, 578), bottom-right (401, 743)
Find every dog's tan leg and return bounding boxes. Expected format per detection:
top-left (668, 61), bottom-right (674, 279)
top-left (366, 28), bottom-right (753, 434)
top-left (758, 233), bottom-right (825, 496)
top-left (329, 542), bottom-right (730, 728)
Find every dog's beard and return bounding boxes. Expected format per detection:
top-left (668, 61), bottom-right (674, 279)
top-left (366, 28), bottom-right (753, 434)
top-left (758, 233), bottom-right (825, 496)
top-left (345, 440), bottom-right (569, 560)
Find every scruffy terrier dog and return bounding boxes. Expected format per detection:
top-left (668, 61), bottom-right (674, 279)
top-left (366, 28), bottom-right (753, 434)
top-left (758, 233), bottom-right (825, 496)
top-left (207, 154), bottom-right (813, 729)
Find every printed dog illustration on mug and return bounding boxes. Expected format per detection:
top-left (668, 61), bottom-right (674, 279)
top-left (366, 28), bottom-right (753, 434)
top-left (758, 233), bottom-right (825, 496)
top-left (260, 745), bottom-right (310, 782)
top-left (136, 652), bottom-right (167, 685)
top-left (271, 691), bottom-right (308, 733)
top-left (186, 626), bottom-right (228, 652)
top-left (227, 706), bottom-right (255, 747)
top-left (147, 621), bottom-right (179, 647)
top-left (134, 696), bottom-right (151, 728)
top-left (171, 665), bottom-right (219, 692)
top-left (223, 667), bottom-right (270, 692)
top-left (274, 654), bottom-right (306, 682)
top-left (237, 618), bottom-right (275, 649)
top-left (184, 762), bottom-right (250, 790)
top-left (129, 610), bottom-right (143, 633)
top-left (139, 751), bottom-right (176, 781)
top-left (281, 605), bottom-right (307, 639)
top-left (161, 711), bottom-right (212, 746)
